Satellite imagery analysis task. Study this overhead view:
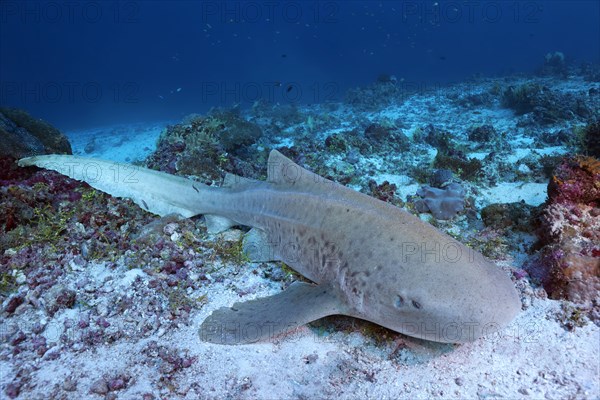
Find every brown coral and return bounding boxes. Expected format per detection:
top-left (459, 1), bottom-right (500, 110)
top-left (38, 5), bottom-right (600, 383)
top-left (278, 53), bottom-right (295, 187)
top-left (529, 155), bottom-right (600, 323)
top-left (576, 155), bottom-right (600, 175)
top-left (547, 156), bottom-right (600, 205)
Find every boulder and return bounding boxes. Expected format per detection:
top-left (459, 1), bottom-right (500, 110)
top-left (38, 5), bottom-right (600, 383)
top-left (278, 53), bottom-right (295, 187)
top-left (0, 108), bottom-right (72, 158)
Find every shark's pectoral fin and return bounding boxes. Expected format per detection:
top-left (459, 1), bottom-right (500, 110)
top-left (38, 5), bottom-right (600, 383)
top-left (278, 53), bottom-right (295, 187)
top-left (199, 282), bottom-right (344, 345)
top-left (204, 215), bottom-right (237, 234)
top-left (242, 228), bottom-right (278, 262)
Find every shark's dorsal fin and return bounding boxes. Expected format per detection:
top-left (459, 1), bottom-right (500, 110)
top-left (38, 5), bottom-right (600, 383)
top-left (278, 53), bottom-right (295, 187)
top-left (267, 149), bottom-right (339, 192)
top-left (199, 282), bottom-right (344, 344)
top-left (266, 150), bottom-right (392, 213)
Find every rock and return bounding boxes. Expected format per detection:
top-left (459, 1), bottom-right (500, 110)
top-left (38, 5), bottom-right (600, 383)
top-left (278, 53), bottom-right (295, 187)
top-left (43, 285), bottom-right (76, 316)
top-left (0, 107), bottom-right (72, 158)
top-left (303, 353), bottom-right (318, 364)
top-left (5, 381), bottom-right (21, 399)
top-left (90, 378), bottom-right (109, 395)
top-left (63, 376), bottom-right (77, 391)
top-left (364, 123), bottom-right (410, 151)
top-left (4, 294), bottom-right (24, 314)
top-left (430, 169), bottom-right (454, 188)
top-left (468, 124), bottom-right (499, 147)
top-left (108, 376), bottom-right (127, 391)
top-left (325, 133), bottom-right (348, 153)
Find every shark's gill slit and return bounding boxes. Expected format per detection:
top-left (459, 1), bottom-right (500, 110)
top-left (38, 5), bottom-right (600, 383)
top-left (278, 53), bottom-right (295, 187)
top-left (394, 295), bottom-right (405, 308)
top-left (411, 300), bottom-right (422, 309)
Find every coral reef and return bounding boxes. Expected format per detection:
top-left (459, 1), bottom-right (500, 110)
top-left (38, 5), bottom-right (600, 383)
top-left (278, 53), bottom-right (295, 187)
top-left (145, 112), bottom-right (265, 183)
top-left (364, 123), bottom-right (410, 152)
top-left (324, 129), bottom-right (370, 156)
top-left (0, 163), bottom-right (154, 280)
top-left (501, 83), bottom-right (544, 115)
top-left (344, 78), bottom-right (402, 110)
top-left (501, 83), bottom-right (595, 125)
top-left (527, 156), bottom-right (600, 322)
top-left (366, 180), bottom-right (402, 207)
top-left (581, 62), bottom-right (600, 82)
top-left (537, 51), bottom-right (567, 77)
top-left (433, 152), bottom-right (482, 181)
top-left (4, 65), bottom-right (600, 398)
top-left (412, 124), bottom-right (483, 181)
top-left (415, 124), bottom-right (455, 153)
top-left (468, 124), bottom-right (496, 142)
top-left (0, 108), bottom-right (72, 158)
top-left (538, 128), bottom-right (571, 146)
top-left (576, 119), bottom-right (600, 158)
top-left (467, 124), bottom-right (504, 150)
top-left (481, 202), bottom-right (538, 233)
top-left (546, 156), bottom-right (600, 206)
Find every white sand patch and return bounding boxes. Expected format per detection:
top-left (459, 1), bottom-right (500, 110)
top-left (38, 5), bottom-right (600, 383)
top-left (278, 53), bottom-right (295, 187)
top-left (538, 146), bottom-right (569, 156)
top-left (65, 122), bottom-right (170, 163)
top-left (13, 297), bottom-right (598, 399)
top-left (470, 146), bottom-right (567, 162)
top-left (469, 151), bottom-right (488, 160)
top-left (115, 268), bottom-right (147, 290)
top-left (479, 182), bottom-right (548, 206)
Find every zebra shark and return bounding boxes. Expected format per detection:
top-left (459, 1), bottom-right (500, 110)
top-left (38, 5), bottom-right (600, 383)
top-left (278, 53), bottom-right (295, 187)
top-left (19, 150), bottom-right (520, 344)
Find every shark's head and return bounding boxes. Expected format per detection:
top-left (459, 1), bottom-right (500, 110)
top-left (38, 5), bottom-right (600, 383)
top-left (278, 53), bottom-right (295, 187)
top-left (351, 240), bottom-right (521, 344)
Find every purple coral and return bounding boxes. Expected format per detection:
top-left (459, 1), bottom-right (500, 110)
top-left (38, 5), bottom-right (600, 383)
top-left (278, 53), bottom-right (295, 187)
top-left (414, 182), bottom-right (465, 220)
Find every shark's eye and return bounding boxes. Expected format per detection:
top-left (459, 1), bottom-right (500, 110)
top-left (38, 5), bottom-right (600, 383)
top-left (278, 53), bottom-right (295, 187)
top-left (394, 295), bottom-right (405, 308)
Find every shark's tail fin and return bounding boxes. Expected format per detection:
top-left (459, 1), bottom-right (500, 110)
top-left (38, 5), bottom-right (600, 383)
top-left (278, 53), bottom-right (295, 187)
top-left (18, 155), bottom-right (215, 218)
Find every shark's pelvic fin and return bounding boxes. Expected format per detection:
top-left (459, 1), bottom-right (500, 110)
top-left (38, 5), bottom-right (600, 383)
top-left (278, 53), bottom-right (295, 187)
top-left (204, 214), bottom-right (237, 234)
top-left (242, 228), bottom-right (277, 262)
top-left (199, 282), bottom-right (344, 344)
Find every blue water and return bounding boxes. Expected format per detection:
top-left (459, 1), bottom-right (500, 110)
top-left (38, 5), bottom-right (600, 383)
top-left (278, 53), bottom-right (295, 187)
top-left (1, 0), bottom-right (598, 131)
